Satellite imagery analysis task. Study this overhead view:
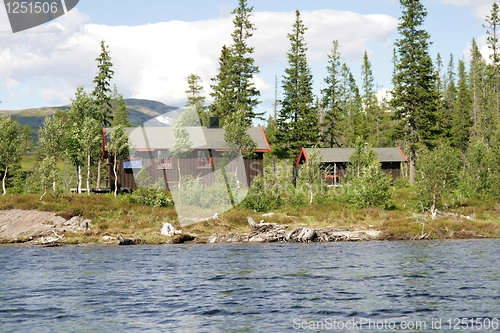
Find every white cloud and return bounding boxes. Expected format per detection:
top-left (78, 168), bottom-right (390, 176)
top-left (0, 8), bottom-right (397, 110)
top-left (436, 0), bottom-right (494, 20)
top-left (462, 33), bottom-right (493, 64)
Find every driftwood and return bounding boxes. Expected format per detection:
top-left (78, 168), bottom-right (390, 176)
top-left (39, 230), bottom-right (64, 246)
top-left (246, 216), bottom-right (380, 243)
top-left (431, 209), bottom-right (473, 221)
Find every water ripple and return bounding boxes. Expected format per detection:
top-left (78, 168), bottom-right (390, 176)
top-left (0, 240), bottom-right (499, 332)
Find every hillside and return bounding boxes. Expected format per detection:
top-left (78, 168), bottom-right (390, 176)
top-left (0, 98), bottom-right (178, 139)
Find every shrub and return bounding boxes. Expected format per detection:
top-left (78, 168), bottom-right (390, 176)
top-left (129, 188), bottom-right (174, 208)
top-left (240, 176), bottom-right (282, 212)
top-left (415, 144), bottom-right (460, 210)
top-left (457, 140), bottom-right (500, 201)
top-left (349, 164), bottom-right (393, 209)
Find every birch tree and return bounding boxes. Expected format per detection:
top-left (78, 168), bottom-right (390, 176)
top-left (0, 117), bottom-right (22, 195)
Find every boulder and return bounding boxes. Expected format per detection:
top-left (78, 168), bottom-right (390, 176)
top-left (160, 222), bottom-right (182, 236)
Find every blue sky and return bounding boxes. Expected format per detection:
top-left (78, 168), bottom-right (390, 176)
top-left (0, 0), bottom-right (496, 123)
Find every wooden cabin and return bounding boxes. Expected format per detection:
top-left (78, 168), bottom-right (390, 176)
top-left (295, 147), bottom-right (408, 185)
top-left (103, 125), bottom-right (270, 192)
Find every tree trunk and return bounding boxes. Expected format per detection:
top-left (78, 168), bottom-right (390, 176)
top-left (77, 165), bottom-right (82, 194)
top-left (97, 157), bottom-right (102, 189)
top-left (272, 157), bottom-right (277, 185)
top-left (52, 167), bottom-right (57, 194)
top-left (309, 184), bottom-right (313, 204)
top-left (2, 165), bottom-right (8, 195)
top-left (113, 154), bottom-right (118, 198)
top-left (87, 153), bottom-right (91, 195)
top-left (409, 147), bottom-right (416, 185)
top-left (177, 158), bottom-right (181, 190)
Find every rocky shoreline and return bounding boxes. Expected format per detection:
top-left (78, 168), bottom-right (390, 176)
top-left (0, 209), bottom-right (382, 246)
top-left (0, 209), bottom-right (90, 245)
top-left (174, 216), bottom-right (381, 244)
top-left (191, 228), bottom-right (381, 244)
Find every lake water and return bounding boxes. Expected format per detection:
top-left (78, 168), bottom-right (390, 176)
top-left (1, 240), bottom-right (500, 332)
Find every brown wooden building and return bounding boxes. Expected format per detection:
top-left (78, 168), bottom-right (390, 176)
top-left (103, 126), bottom-right (270, 191)
top-left (296, 147), bottom-right (408, 185)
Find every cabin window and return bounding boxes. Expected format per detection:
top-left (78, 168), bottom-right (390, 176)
top-left (157, 150), bottom-right (173, 169)
top-left (123, 158), bottom-right (142, 169)
top-left (197, 150), bottom-right (212, 168)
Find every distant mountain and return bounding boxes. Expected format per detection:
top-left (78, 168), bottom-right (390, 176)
top-left (0, 98), bottom-right (179, 140)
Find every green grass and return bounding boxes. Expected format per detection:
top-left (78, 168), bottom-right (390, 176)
top-left (1, 186), bottom-right (500, 244)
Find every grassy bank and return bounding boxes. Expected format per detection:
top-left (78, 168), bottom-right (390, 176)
top-left (1, 187), bottom-right (499, 244)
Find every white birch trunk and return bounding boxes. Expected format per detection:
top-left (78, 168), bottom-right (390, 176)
top-left (87, 153), bottom-right (91, 195)
top-left (113, 154), bottom-right (118, 198)
top-left (2, 166), bottom-right (7, 195)
top-left (77, 165), bottom-right (82, 194)
top-left (177, 159), bottom-right (181, 189)
top-left (97, 158), bottom-right (102, 189)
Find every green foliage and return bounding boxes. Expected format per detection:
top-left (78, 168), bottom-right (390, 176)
top-left (348, 164), bottom-right (393, 209)
top-left (106, 124), bottom-right (130, 197)
top-left (223, 108), bottom-right (256, 159)
top-left (38, 115), bottom-right (65, 194)
top-left (135, 167), bottom-right (152, 188)
top-left (347, 138), bottom-right (379, 179)
top-left (128, 188), bottom-right (174, 208)
top-left (21, 124), bottom-right (34, 155)
top-left (185, 74), bottom-right (208, 126)
top-left (38, 156), bottom-right (58, 198)
top-left (170, 113), bottom-right (193, 159)
top-left (391, 0), bottom-right (442, 183)
top-left (111, 86), bottom-right (130, 127)
top-left (275, 10), bottom-right (318, 158)
top-left (458, 140), bottom-right (499, 200)
top-left (175, 174), bottom-right (241, 209)
top-left (345, 139), bottom-right (393, 209)
top-left (450, 59), bottom-right (472, 152)
top-left (0, 117), bottom-right (23, 194)
top-left (240, 176), bottom-right (282, 212)
top-left (320, 40), bottom-right (343, 148)
top-left (297, 148), bottom-right (327, 204)
top-left (338, 63), bottom-right (363, 146)
top-left (210, 0), bottom-right (261, 125)
top-left (415, 144), bottom-right (460, 209)
top-left (92, 40), bottom-right (114, 127)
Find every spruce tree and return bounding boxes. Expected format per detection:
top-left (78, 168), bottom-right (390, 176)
top-left (391, 0), bottom-right (441, 184)
top-left (276, 10), bottom-right (318, 158)
top-left (92, 40), bottom-right (114, 127)
top-left (450, 59), bottom-right (472, 152)
top-left (469, 39), bottom-right (488, 139)
top-left (185, 74), bottom-right (208, 126)
top-left (92, 40), bottom-right (114, 188)
top-left (111, 85), bottom-right (130, 127)
top-left (210, 45), bottom-right (235, 122)
top-left (443, 54), bottom-right (457, 137)
top-left (361, 52), bottom-right (387, 146)
top-left (339, 63), bottom-right (362, 146)
top-left (484, 3), bottom-right (500, 138)
top-left (21, 125), bottom-right (34, 155)
top-left (320, 40), bottom-right (343, 148)
top-left (210, 0), bottom-right (261, 125)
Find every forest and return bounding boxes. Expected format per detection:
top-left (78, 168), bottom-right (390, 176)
top-left (1, 0), bottom-right (500, 222)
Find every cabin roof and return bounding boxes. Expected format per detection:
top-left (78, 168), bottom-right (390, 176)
top-left (104, 126), bottom-right (270, 153)
top-left (296, 147), bottom-right (407, 166)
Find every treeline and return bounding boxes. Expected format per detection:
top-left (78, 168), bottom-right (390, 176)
top-left (2, 0), bottom-right (500, 211)
top-left (0, 41), bottom-right (131, 197)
